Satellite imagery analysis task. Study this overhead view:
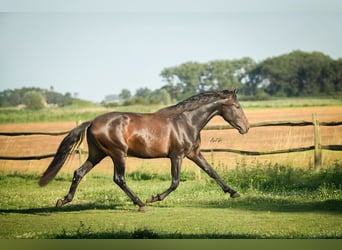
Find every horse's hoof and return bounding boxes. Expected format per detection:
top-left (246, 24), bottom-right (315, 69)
top-left (56, 199), bottom-right (63, 208)
top-left (138, 206), bottom-right (148, 212)
top-left (146, 196), bottom-right (154, 203)
top-left (230, 192), bottom-right (240, 198)
top-left (146, 194), bottom-right (162, 203)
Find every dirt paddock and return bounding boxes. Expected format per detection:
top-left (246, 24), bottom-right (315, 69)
top-left (0, 106), bottom-right (341, 176)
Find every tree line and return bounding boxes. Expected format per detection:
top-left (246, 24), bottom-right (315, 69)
top-left (1, 50), bottom-right (341, 109)
top-left (0, 87), bottom-right (73, 109)
top-left (118, 50), bottom-right (341, 105)
top-left (245, 51), bottom-right (342, 98)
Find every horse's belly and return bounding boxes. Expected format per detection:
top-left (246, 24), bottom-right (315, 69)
top-left (127, 142), bottom-right (168, 158)
top-left (127, 131), bottom-right (169, 158)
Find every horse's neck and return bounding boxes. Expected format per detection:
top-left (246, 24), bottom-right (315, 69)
top-left (186, 102), bottom-right (220, 131)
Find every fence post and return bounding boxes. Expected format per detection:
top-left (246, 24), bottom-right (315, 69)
top-left (312, 113), bottom-right (322, 169)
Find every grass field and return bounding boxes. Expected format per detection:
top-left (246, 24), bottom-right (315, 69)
top-left (0, 98), bottom-right (341, 239)
top-left (0, 162), bottom-right (342, 239)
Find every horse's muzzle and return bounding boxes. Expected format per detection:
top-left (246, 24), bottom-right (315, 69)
top-left (238, 125), bottom-right (249, 134)
top-left (239, 129), bottom-right (248, 134)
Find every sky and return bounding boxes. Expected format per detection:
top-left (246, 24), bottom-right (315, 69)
top-left (1, 0), bottom-right (342, 102)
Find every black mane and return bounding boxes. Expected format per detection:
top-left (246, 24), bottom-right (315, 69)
top-left (157, 90), bottom-right (234, 114)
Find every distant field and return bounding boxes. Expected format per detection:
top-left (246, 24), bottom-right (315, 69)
top-left (0, 97), bottom-right (341, 124)
top-left (0, 104), bottom-right (163, 124)
top-left (241, 97), bottom-right (342, 109)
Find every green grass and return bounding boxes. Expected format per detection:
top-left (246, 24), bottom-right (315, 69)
top-left (0, 162), bottom-right (341, 239)
top-left (0, 97), bottom-right (341, 123)
top-left (0, 104), bottom-right (164, 124)
top-left (241, 97), bottom-right (342, 109)
top-left (0, 106), bottom-right (104, 124)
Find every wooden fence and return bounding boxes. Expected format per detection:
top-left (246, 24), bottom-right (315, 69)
top-left (0, 114), bottom-right (341, 168)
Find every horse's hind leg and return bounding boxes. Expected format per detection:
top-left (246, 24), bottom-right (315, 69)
top-left (56, 159), bottom-right (95, 207)
top-left (112, 156), bottom-right (147, 211)
top-left (56, 131), bottom-right (105, 207)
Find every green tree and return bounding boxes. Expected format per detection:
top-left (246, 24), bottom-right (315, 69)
top-left (119, 89), bottom-right (132, 100)
top-left (332, 58), bottom-right (342, 95)
top-left (207, 57), bottom-right (255, 91)
top-left (61, 92), bottom-right (73, 106)
top-left (23, 91), bottom-right (45, 110)
top-left (160, 62), bottom-right (207, 100)
top-left (246, 50), bottom-right (339, 97)
top-left (135, 87), bottom-right (152, 99)
top-left (160, 58), bottom-right (255, 101)
top-left (0, 87), bottom-right (79, 108)
top-left (149, 89), bottom-right (172, 105)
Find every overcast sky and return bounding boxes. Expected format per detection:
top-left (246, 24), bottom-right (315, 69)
top-left (1, 0), bottom-right (342, 102)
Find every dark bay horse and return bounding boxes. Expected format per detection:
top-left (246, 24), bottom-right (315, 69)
top-left (39, 90), bottom-right (249, 211)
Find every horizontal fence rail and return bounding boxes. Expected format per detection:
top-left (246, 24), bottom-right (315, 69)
top-left (0, 153), bottom-right (57, 161)
top-left (201, 145), bottom-right (342, 156)
top-left (0, 117), bottom-right (341, 167)
top-left (204, 120), bottom-right (342, 130)
top-left (0, 131), bottom-right (69, 136)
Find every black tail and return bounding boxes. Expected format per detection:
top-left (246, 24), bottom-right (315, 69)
top-left (38, 121), bottom-right (92, 187)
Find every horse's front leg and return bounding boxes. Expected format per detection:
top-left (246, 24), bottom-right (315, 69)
top-left (187, 151), bottom-right (240, 198)
top-left (146, 155), bottom-right (182, 203)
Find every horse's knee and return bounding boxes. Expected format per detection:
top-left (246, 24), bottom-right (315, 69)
top-left (170, 179), bottom-right (180, 190)
top-left (73, 161), bottom-right (93, 183)
top-left (113, 175), bottom-right (125, 187)
top-left (72, 170), bottom-right (82, 183)
top-left (64, 193), bottom-right (73, 202)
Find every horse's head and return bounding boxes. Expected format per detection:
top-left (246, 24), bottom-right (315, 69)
top-left (220, 90), bottom-right (249, 134)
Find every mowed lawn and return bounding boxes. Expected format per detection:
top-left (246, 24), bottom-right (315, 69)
top-left (0, 168), bottom-right (341, 239)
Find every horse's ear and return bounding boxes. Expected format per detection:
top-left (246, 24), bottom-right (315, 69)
top-left (223, 90), bottom-right (235, 104)
top-left (227, 89), bottom-right (236, 99)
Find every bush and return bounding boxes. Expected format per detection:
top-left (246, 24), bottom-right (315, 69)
top-left (23, 91), bottom-right (45, 110)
